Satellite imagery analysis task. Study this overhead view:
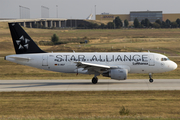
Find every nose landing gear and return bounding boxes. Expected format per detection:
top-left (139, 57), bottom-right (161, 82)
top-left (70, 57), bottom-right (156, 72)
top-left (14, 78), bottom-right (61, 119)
top-left (149, 78), bottom-right (153, 83)
top-left (149, 73), bottom-right (153, 83)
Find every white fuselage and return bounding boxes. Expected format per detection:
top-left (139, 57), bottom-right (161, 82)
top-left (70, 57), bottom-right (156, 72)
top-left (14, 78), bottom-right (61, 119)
top-left (5, 52), bottom-right (177, 75)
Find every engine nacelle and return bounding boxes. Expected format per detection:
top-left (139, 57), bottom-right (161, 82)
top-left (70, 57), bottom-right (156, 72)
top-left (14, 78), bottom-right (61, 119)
top-left (102, 69), bottom-right (128, 80)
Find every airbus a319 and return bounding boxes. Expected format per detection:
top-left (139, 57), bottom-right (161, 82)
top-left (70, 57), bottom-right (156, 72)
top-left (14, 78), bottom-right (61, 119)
top-left (5, 23), bottom-right (177, 84)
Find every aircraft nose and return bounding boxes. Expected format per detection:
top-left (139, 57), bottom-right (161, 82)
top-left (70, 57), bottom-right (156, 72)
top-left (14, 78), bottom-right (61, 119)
top-left (171, 61), bottom-right (177, 70)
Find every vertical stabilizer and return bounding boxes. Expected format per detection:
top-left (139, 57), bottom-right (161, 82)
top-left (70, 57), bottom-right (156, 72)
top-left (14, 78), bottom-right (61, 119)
top-left (86, 14), bottom-right (93, 20)
top-left (8, 23), bottom-right (45, 54)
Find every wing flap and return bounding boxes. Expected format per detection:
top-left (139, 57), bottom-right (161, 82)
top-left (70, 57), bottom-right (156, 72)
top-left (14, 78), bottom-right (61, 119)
top-left (75, 61), bottom-right (111, 69)
top-left (74, 61), bottom-right (119, 73)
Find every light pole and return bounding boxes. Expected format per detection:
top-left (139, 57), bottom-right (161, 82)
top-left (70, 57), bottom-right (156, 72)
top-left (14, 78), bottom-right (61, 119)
top-left (114, 17), bottom-right (116, 29)
top-left (27, 7), bottom-right (30, 19)
top-left (19, 5), bottom-right (30, 19)
top-left (71, 16), bottom-right (72, 28)
top-left (95, 5), bottom-right (96, 20)
top-left (41, 6), bottom-right (49, 18)
top-left (56, 5), bottom-right (58, 18)
top-left (19, 5), bottom-right (21, 19)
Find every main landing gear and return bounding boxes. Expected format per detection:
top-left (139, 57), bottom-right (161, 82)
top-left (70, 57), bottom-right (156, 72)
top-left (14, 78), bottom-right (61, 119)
top-left (149, 73), bottom-right (153, 83)
top-left (92, 77), bottom-right (98, 84)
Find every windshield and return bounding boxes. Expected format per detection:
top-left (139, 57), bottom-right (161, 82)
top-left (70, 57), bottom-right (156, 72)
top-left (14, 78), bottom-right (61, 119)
top-left (161, 58), bottom-right (170, 61)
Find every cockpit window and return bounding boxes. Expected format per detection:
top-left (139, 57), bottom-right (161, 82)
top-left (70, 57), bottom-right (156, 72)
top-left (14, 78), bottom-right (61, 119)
top-left (161, 58), bottom-right (169, 61)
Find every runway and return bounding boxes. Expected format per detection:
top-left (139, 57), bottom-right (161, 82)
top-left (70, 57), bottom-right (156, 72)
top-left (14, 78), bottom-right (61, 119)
top-left (0, 79), bottom-right (180, 91)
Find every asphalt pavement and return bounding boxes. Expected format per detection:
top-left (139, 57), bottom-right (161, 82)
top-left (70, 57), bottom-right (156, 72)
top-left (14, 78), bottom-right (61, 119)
top-left (0, 79), bottom-right (180, 91)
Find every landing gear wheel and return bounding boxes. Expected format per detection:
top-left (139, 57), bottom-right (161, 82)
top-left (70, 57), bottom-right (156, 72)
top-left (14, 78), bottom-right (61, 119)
top-left (92, 77), bottom-right (98, 84)
top-left (149, 73), bottom-right (153, 83)
top-left (149, 78), bottom-right (153, 83)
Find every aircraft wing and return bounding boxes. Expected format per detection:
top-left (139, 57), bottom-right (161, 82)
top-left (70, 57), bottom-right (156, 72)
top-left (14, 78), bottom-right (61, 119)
top-left (74, 61), bottom-right (118, 74)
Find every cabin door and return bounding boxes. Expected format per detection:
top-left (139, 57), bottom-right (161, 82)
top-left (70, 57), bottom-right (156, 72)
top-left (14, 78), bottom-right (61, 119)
top-left (42, 55), bottom-right (48, 66)
top-left (149, 55), bottom-right (155, 66)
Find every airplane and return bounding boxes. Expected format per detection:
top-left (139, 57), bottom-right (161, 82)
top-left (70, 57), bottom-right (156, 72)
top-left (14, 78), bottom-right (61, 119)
top-left (4, 23), bottom-right (177, 84)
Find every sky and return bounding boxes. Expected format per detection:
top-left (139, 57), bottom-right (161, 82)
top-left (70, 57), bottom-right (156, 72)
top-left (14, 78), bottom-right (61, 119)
top-left (0, 0), bottom-right (180, 20)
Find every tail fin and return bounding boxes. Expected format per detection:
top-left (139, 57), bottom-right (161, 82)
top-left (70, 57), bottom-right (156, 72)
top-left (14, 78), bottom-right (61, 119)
top-left (8, 23), bottom-right (45, 54)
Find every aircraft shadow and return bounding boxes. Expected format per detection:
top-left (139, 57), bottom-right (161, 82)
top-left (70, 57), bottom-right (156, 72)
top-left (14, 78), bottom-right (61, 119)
top-left (0, 81), bottom-right (135, 89)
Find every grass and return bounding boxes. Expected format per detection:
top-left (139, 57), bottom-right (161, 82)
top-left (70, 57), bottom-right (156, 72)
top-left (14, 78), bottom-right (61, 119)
top-left (0, 91), bottom-right (180, 119)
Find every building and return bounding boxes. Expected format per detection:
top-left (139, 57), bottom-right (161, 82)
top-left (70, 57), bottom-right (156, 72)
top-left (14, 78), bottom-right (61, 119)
top-left (163, 14), bottom-right (180, 22)
top-left (96, 14), bottom-right (129, 21)
top-left (96, 11), bottom-right (180, 23)
top-left (130, 11), bottom-right (162, 22)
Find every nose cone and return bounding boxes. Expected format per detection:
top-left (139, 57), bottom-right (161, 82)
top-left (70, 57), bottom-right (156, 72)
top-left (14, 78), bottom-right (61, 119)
top-left (171, 61), bottom-right (178, 70)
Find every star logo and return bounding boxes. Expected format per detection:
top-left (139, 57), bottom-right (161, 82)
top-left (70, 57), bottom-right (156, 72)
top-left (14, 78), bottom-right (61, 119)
top-left (16, 35), bottom-right (30, 50)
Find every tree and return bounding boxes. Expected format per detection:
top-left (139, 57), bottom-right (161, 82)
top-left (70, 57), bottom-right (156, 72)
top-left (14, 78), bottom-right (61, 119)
top-left (87, 23), bottom-right (94, 29)
top-left (149, 22), bottom-right (153, 28)
top-left (161, 21), bottom-right (167, 28)
top-left (171, 22), bottom-right (178, 28)
top-left (78, 23), bottom-right (85, 29)
top-left (133, 18), bottom-right (139, 28)
top-left (155, 19), bottom-right (162, 26)
top-left (153, 23), bottom-right (161, 28)
top-left (100, 23), bottom-right (105, 29)
top-left (145, 18), bottom-right (150, 28)
top-left (93, 23), bottom-right (99, 29)
top-left (166, 19), bottom-right (171, 28)
top-left (87, 23), bottom-right (99, 29)
top-left (141, 19), bottom-right (145, 27)
top-left (51, 34), bottom-right (59, 44)
top-left (124, 19), bottom-right (129, 28)
top-left (114, 16), bottom-right (123, 28)
top-left (107, 22), bottom-right (114, 29)
top-left (176, 18), bottom-right (180, 27)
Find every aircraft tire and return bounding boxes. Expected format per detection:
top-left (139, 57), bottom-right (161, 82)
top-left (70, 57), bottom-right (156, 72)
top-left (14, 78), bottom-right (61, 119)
top-left (149, 79), bottom-right (153, 83)
top-left (92, 77), bottom-right (98, 84)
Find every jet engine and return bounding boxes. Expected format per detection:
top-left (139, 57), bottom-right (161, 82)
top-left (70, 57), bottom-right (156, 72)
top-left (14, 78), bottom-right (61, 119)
top-left (102, 69), bottom-right (128, 80)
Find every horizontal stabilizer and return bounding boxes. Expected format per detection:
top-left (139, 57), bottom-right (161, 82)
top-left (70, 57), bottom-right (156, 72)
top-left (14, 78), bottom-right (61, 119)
top-left (9, 56), bottom-right (31, 61)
